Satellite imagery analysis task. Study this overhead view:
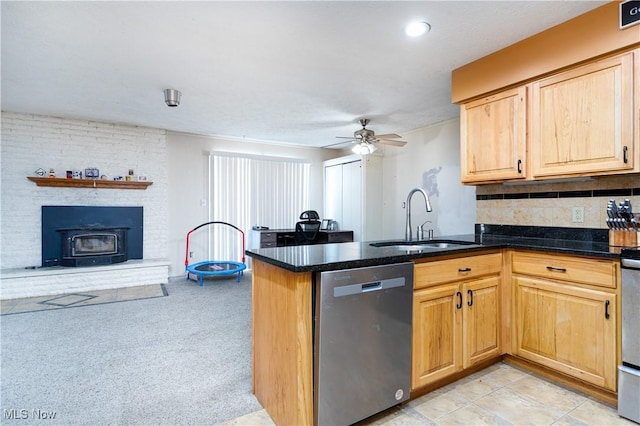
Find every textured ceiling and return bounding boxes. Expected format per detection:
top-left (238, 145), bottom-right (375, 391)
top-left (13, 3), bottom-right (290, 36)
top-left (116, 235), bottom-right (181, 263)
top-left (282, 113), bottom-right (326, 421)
top-left (1, 1), bottom-right (606, 148)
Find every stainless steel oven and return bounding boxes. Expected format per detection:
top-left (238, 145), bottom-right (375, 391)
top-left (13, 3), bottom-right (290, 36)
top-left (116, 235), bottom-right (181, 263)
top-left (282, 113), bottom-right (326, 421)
top-left (619, 248), bottom-right (640, 424)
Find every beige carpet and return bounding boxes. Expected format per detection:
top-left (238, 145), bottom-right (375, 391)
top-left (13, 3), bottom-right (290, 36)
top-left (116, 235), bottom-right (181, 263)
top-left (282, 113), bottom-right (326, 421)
top-left (1, 275), bottom-right (261, 425)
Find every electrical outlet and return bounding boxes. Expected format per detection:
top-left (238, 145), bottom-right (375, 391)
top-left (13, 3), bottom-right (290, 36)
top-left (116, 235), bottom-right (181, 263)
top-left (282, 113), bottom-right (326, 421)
top-left (572, 207), bottom-right (585, 223)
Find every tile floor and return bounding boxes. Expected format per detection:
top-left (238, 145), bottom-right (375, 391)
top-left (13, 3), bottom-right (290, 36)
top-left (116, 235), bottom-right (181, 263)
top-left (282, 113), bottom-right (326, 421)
top-left (224, 363), bottom-right (635, 426)
top-left (0, 284), bottom-right (167, 315)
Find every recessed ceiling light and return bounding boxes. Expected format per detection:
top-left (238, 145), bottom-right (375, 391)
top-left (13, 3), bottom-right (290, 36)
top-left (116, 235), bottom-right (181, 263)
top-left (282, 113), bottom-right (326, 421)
top-left (405, 21), bottom-right (431, 37)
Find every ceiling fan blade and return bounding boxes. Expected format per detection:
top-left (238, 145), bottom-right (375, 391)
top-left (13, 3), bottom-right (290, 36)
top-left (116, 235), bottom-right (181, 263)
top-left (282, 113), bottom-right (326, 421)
top-left (322, 140), bottom-right (355, 148)
top-left (374, 133), bottom-right (402, 139)
top-left (378, 139), bottom-right (407, 147)
top-left (335, 136), bottom-right (357, 139)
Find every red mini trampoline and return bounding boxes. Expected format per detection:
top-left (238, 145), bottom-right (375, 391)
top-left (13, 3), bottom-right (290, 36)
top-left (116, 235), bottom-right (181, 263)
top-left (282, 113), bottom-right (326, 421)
top-left (184, 221), bottom-right (246, 286)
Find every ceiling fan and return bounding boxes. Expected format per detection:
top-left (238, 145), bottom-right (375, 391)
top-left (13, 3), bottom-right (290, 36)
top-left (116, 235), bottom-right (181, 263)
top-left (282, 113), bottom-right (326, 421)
top-left (326, 119), bottom-right (407, 154)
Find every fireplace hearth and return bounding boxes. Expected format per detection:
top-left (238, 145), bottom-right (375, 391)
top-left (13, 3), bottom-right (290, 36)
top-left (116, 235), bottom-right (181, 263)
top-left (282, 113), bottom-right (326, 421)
top-left (58, 227), bottom-right (128, 267)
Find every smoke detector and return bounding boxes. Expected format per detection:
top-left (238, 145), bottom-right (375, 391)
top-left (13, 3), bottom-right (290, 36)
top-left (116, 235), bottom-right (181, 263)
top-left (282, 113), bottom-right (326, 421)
top-left (164, 89), bottom-right (181, 107)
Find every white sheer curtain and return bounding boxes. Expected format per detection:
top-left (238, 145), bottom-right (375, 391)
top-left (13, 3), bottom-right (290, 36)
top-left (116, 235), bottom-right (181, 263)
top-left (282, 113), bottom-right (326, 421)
top-left (207, 152), bottom-right (310, 263)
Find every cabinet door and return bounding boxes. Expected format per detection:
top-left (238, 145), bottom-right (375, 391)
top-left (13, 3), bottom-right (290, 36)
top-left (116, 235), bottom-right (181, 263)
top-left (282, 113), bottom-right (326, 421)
top-left (463, 276), bottom-right (502, 368)
top-left (412, 283), bottom-right (462, 390)
top-left (531, 51), bottom-right (635, 177)
top-left (460, 86), bottom-right (527, 183)
top-left (513, 276), bottom-right (617, 390)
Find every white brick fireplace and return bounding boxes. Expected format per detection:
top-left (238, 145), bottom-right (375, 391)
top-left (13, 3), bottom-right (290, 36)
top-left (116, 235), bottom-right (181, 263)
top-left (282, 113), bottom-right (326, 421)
top-left (0, 111), bottom-right (170, 299)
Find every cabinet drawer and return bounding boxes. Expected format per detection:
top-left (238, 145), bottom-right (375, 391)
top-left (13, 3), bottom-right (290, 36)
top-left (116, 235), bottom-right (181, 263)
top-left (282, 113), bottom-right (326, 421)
top-left (511, 252), bottom-right (617, 289)
top-left (415, 253), bottom-right (502, 289)
top-left (326, 232), bottom-right (353, 243)
top-left (260, 232), bottom-right (277, 243)
top-left (261, 242), bottom-right (277, 248)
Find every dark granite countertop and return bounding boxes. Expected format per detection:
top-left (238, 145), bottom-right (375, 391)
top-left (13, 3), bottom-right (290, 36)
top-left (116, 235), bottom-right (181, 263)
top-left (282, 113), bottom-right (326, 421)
top-left (245, 225), bottom-right (629, 273)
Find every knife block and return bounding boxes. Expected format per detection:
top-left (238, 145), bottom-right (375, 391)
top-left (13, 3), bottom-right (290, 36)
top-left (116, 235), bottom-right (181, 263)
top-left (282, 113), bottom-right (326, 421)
top-left (609, 230), bottom-right (640, 247)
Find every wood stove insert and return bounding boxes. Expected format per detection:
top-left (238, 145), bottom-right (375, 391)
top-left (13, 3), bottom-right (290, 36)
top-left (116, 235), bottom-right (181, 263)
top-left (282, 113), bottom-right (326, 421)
top-left (58, 227), bottom-right (128, 267)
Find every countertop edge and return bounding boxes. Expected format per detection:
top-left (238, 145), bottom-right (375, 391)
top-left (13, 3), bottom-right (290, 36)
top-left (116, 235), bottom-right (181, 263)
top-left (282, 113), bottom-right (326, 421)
top-left (246, 240), bottom-right (622, 273)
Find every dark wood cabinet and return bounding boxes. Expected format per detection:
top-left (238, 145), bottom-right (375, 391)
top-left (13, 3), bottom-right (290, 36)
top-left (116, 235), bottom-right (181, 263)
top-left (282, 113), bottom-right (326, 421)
top-left (250, 229), bottom-right (354, 249)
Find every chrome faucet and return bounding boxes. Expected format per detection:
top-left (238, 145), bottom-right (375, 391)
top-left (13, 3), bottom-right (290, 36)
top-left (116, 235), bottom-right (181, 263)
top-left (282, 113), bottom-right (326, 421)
top-left (405, 187), bottom-right (432, 242)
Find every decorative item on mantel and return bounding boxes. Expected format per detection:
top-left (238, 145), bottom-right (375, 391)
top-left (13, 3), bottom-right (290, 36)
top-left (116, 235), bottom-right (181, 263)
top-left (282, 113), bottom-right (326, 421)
top-left (28, 166), bottom-right (152, 189)
top-left (84, 168), bottom-right (99, 179)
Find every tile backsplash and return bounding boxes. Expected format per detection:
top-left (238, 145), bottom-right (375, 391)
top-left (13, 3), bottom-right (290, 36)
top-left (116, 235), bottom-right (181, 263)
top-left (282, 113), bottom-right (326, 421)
top-left (475, 175), bottom-right (640, 229)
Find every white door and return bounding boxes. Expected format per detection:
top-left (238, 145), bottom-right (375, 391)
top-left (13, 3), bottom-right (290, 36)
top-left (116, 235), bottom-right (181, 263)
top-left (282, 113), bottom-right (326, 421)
top-left (324, 163), bottom-right (344, 228)
top-left (341, 160), bottom-right (362, 241)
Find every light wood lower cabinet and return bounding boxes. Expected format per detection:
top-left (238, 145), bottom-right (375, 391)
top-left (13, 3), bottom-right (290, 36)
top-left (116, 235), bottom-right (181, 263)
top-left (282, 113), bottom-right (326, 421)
top-left (465, 277), bottom-right (502, 367)
top-left (511, 252), bottom-right (618, 391)
top-left (413, 283), bottom-right (461, 387)
top-left (412, 254), bottom-right (502, 390)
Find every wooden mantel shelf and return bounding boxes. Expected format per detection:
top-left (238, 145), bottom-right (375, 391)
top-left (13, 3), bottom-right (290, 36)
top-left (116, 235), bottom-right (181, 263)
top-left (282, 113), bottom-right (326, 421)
top-left (27, 177), bottom-right (153, 190)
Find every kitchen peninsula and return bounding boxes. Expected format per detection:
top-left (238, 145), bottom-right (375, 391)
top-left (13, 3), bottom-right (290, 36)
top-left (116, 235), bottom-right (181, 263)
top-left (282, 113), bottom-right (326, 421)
top-left (247, 225), bottom-right (622, 426)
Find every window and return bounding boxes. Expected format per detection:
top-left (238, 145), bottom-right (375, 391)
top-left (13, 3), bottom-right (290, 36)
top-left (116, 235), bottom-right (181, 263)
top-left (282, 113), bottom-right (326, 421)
top-left (207, 152), bottom-right (310, 262)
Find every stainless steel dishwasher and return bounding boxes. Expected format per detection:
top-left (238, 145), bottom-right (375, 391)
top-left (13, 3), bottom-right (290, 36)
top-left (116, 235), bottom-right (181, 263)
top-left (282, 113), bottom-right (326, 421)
top-left (314, 262), bottom-right (413, 426)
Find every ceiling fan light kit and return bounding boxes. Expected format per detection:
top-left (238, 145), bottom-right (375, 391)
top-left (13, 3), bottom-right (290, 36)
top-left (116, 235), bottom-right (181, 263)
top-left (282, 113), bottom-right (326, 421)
top-left (352, 142), bottom-right (378, 155)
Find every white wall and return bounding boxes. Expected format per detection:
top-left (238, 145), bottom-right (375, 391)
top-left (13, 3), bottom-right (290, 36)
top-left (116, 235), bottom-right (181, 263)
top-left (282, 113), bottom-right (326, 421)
top-left (0, 112), bottom-right (169, 269)
top-left (381, 118), bottom-right (476, 240)
top-left (166, 131), bottom-right (342, 276)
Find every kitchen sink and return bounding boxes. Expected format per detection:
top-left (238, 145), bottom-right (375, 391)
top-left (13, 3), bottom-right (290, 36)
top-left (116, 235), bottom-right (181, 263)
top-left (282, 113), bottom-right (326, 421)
top-left (370, 239), bottom-right (478, 250)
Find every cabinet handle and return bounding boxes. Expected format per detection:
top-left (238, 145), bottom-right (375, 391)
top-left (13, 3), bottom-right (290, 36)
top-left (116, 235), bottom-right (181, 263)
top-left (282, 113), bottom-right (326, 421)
top-left (456, 291), bottom-right (462, 309)
top-left (458, 267), bottom-right (471, 273)
top-left (517, 159), bottom-right (522, 174)
top-left (467, 289), bottom-right (473, 307)
top-left (623, 146), bottom-right (628, 164)
top-left (546, 266), bottom-right (567, 273)
top-left (605, 300), bottom-right (610, 319)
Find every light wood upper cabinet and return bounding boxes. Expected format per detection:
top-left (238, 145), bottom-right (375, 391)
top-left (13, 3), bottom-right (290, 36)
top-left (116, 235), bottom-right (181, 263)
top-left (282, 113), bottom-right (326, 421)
top-left (531, 51), bottom-right (636, 178)
top-left (457, 48), bottom-right (639, 185)
top-left (460, 87), bottom-right (527, 183)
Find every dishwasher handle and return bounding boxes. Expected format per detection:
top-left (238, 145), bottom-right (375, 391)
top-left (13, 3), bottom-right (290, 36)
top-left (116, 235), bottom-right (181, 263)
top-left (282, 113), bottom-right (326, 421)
top-left (333, 277), bottom-right (406, 297)
top-left (622, 258), bottom-right (640, 270)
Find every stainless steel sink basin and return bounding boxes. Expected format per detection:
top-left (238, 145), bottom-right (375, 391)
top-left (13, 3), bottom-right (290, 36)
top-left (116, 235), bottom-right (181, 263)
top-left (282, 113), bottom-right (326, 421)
top-left (370, 239), bottom-right (477, 250)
